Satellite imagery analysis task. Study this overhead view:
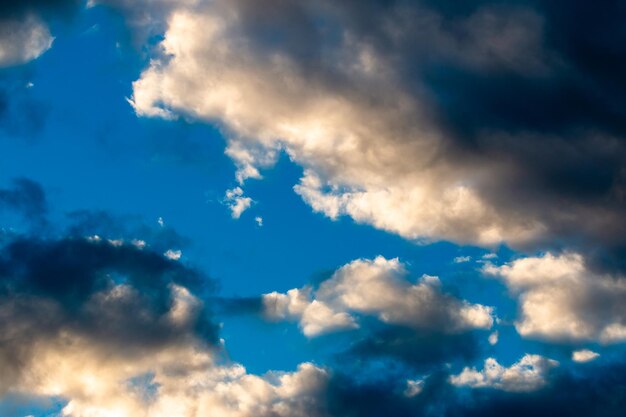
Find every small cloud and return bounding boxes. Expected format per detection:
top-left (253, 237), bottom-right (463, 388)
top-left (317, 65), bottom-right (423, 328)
top-left (107, 239), bottom-right (124, 247)
top-left (255, 216), bottom-right (263, 227)
top-left (482, 253), bottom-right (498, 260)
top-left (131, 239), bottom-right (146, 249)
top-left (572, 349), bottom-right (600, 363)
top-left (404, 377), bottom-right (426, 397)
top-left (86, 235), bottom-right (101, 243)
top-left (488, 331), bottom-right (499, 345)
top-left (454, 256), bottom-right (471, 263)
top-left (26, 82), bottom-right (34, 88)
top-left (157, 217), bottom-right (165, 227)
top-left (223, 187), bottom-right (253, 219)
top-left (164, 249), bottom-right (182, 261)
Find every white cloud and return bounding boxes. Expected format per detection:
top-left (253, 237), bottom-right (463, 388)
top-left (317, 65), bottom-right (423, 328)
top-left (404, 377), bottom-right (426, 397)
top-left (263, 256), bottom-right (494, 337)
top-left (488, 331), bottom-right (499, 345)
top-left (108, 238), bottom-right (124, 247)
top-left (484, 253), bottom-right (626, 343)
top-left (164, 249), bottom-right (182, 260)
top-left (22, 340), bottom-right (328, 417)
top-left (255, 216), bottom-right (263, 227)
top-left (224, 187), bottom-right (253, 219)
top-left (0, 15), bottom-right (54, 67)
top-left (5, 282), bottom-right (330, 417)
top-left (127, 2), bottom-right (551, 249)
top-left (263, 288), bottom-right (357, 337)
top-left (572, 349), bottom-right (600, 363)
top-left (449, 354), bottom-right (558, 392)
top-left (454, 256), bottom-right (471, 263)
top-left (131, 239), bottom-right (147, 249)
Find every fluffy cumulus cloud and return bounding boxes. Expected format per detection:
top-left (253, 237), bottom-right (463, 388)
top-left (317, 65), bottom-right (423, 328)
top-left (484, 253), bottom-right (626, 343)
top-left (263, 256), bottom-right (493, 337)
top-left (119, 0), bottom-right (626, 265)
top-left (449, 354), bottom-right (559, 392)
top-left (0, 235), bottom-right (330, 417)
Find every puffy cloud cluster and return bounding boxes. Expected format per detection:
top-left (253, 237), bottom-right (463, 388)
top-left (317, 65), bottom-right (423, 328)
top-left (0, 235), bottom-right (330, 417)
top-left (484, 253), bottom-right (626, 343)
top-left (127, 0), bottom-right (541, 247)
top-left (263, 256), bottom-right (493, 337)
top-left (23, 346), bottom-right (328, 417)
top-left (449, 354), bottom-right (558, 392)
top-left (118, 0), bottom-right (626, 265)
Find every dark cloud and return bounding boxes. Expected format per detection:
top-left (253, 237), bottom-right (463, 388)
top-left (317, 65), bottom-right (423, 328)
top-left (330, 0), bottom-right (626, 261)
top-left (342, 325), bottom-right (482, 372)
top-left (324, 359), bottom-right (626, 417)
top-left (65, 209), bottom-right (191, 252)
top-left (0, 178), bottom-right (47, 219)
top-left (215, 296), bottom-right (264, 315)
top-left (0, 235), bottom-right (219, 394)
top-left (447, 360), bottom-right (626, 417)
top-left (0, 76), bottom-right (50, 139)
top-left (0, 0), bottom-right (81, 20)
top-left (326, 373), bottom-right (422, 417)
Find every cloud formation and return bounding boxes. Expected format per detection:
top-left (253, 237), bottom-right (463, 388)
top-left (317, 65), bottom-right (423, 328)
top-left (449, 354), bottom-right (558, 392)
top-left (263, 256), bottom-right (493, 337)
top-left (0, 233), bottom-right (332, 417)
top-left (484, 253), bottom-right (626, 343)
top-left (120, 0), bottom-right (626, 268)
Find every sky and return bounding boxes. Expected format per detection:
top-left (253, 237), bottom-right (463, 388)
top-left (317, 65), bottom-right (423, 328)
top-left (0, 1), bottom-right (626, 416)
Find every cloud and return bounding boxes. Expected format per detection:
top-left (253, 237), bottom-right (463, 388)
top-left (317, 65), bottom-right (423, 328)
top-left (119, 0), bottom-right (626, 269)
top-left (571, 349), bottom-right (600, 363)
top-left (0, 177), bottom-right (47, 222)
top-left (263, 256), bottom-right (493, 337)
top-left (0, 15), bottom-right (53, 67)
top-left (323, 358), bottom-right (626, 417)
top-left (449, 354), bottom-right (558, 392)
top-left (484, 252), bottom-right (626, 343)
top-left (65, 210), bottom-right (192, 254)
top-left (223, 187), bottom-right (253, 219)
top-left (404, 377), bottom-right (426, 398)
top-left (164, 248), bottom-right (182, 260)
top-left (0, 233), bottom-right (332, 417)
top-left (454, 256), bottom-right (471, 263)
top-left (444, 359), bottom-right (626, 417)
top-left (344, 325), bottom-right (482, 371)
top-left (0, 0), bottom-right (82, 67)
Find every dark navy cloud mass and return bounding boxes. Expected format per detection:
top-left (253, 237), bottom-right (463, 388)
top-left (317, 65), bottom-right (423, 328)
top-left (1, 1), bottom-right (625, 416)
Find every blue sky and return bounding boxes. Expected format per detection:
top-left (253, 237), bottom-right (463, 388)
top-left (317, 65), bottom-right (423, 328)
top-left (1, 1), bottom-right (626, 417)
